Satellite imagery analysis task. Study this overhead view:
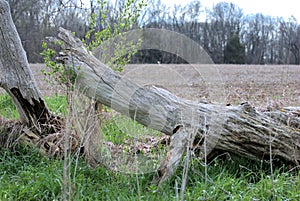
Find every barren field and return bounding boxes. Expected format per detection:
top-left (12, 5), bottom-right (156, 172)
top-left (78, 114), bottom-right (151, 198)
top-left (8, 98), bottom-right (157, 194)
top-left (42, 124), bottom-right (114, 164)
top-left (29, 63), bottom-right (300, 110)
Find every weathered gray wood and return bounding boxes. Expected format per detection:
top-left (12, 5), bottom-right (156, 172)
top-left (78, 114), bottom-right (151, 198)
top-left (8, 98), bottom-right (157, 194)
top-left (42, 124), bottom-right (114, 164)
top-left (57, 28), bottom-right (300, 183)
top-left (0, 2), bottom-right (299, 183)
top-left (0, 0), bottom-right (53, 133)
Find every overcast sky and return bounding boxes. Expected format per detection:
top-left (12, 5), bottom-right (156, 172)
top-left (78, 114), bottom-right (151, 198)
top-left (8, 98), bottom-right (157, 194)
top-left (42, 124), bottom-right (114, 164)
top-left (161, 0), bottom-right (300, 21)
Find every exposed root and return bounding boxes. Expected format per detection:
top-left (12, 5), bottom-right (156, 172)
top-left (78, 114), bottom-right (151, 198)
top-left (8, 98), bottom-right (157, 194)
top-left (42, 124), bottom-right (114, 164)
top-left (0, 117), bottom-right (22, 147)
top-left (0, 116), bottom-right (79, 157)
top-left (1, 115), bottom-right (170, 173)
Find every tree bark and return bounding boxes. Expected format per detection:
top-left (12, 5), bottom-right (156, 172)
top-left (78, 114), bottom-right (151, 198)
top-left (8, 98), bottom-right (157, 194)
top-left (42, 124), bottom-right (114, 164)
top-left (57, 28), bottom-right (300, 183)
top-left (1, 0), bottom-right (299, 183)
top-left (0, 0), bottom-right (53, 133)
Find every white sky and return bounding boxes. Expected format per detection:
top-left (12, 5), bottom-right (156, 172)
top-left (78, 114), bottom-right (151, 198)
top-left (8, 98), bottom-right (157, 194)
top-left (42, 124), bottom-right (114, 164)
top-left (81, 0), bottom-right (300, 22)
top-left (161, 0), bottom-right (300, 21)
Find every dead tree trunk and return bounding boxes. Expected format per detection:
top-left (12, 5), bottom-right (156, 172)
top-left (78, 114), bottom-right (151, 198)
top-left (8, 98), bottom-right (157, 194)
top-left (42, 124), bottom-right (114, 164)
top-left (57, 28), bottom-right (300, 183)
top-left (0, 0), bottom-right (54, 134)
top-left (0, 0), bottom-right (299, 183)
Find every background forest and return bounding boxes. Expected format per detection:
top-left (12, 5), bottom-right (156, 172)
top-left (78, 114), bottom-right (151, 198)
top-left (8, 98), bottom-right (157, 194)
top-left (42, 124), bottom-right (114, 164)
top-left (8, 0), bottom-right (300, 64)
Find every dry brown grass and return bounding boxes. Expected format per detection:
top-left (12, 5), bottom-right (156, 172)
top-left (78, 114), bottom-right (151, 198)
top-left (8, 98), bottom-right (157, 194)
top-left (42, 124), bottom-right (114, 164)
top-left (123, 64), bottom-right (300, 108)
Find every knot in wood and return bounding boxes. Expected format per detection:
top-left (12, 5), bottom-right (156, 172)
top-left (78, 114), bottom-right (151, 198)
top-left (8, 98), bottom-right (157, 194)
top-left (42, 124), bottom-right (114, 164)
top-left (240, 102), bottom-right (257, 115)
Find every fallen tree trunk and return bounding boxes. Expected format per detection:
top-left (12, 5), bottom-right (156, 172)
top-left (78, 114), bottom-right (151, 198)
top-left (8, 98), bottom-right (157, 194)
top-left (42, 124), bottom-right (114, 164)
top-left (0, 0), bottom-right (299, 183)
top-left (57, 28), bottom-right (300, 183)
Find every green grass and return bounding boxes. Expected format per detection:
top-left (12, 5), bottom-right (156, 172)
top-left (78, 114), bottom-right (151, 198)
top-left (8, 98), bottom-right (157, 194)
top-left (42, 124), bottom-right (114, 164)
top-left (0, 145), bottom-right (299, 200)
top-left (44, 94), bottom-right (68, 116)
top-left (0, 92), bottom-right (67, 119)
top-left (0, 93), bottom-right (299, 200)
top-left (101, 115), bottom-right (162, 144)
top-left (0, 93), bottom-right (19, 120)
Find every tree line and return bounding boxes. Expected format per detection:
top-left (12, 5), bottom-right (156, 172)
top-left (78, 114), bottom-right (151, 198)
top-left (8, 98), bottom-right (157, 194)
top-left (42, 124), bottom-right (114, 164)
top-left (8, 0), bottom-right (300, 64)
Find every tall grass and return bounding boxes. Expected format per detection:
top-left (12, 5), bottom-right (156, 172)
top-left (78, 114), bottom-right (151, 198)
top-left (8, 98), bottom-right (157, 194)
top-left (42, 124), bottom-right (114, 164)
top-left (0, 145), bottom-right (299, 200)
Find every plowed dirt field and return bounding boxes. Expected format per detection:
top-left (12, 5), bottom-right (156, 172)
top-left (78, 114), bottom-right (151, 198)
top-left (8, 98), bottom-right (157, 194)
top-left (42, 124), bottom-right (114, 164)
top-left (29, 64), bottom-right (300, 109)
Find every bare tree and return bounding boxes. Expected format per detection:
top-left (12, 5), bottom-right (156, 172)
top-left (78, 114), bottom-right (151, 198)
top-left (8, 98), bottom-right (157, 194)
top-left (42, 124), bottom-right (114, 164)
top-left (242, 14), bottom-right (277, 64)
top-left (279, 17), bottom-right (300, 64)
top-left (0, 0), bottom-right (56, 133)
top-left (204, 2), bottom-right (243, 63)
top-left (6, 0), bottom-right (90, 63)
